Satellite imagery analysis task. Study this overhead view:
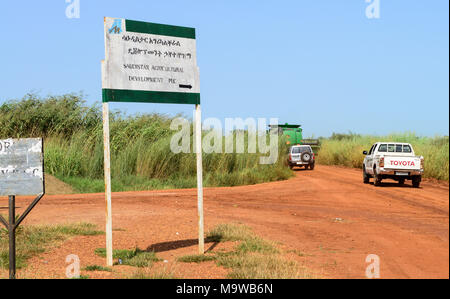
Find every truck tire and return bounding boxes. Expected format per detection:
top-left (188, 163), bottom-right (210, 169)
top-left (398, 178), bottom-right (405, 185)
top-left (373, 167), bottom-right (382, 186)
top-left (412, 176), bottom-right (421, 188)
top-left (363, 166), bottom-right (370, 184)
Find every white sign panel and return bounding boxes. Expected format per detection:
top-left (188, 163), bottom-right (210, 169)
top-left (0, 138), bottom-right (44, 196)
top-left (102, 18), bottom-right (200, 104)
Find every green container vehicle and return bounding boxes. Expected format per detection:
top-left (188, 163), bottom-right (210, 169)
top-left (269, 124), bottom-right (320, 153)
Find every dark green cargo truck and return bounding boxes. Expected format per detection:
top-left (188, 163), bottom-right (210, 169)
top-left (269, 124), bottom-right (320, 153)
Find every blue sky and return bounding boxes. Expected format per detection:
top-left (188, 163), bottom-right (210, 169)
top-left (0, 0), bottom-right (448, 137)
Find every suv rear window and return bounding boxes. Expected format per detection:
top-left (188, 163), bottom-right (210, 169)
top-left (291, 147), bottom-right (311, 154)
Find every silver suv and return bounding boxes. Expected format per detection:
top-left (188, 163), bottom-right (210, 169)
top-left (288, 145), bottom-right (315, 170)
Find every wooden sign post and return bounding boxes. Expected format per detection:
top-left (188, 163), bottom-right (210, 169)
top-left (102, 18), bottom-right (203, 266)
top-left (195, 104), bottom-right (204, 254)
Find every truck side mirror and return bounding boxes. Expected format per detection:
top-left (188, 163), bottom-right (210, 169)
top-left (363, 151), bottom-right (368, 155)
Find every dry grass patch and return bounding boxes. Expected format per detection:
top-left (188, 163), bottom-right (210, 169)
top-left (177, 254), bottom-right (216, 263)
top-left (217, 252), bottom-right (312, 279)
top-left (83, 265), bottom-right (112, 272)
top-left (205, 223), bottom-right (314, 279)
top-left (0, 222), bottom-right (103, 270)
top-left (128, 267), bottom-right (177, 279)
top-left (94, 247), bottom-right (161, 268)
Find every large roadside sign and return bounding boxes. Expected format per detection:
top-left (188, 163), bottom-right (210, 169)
top-left (0, 138), bottom-right (44, 196)
top-left (102, 17), bottom-right (200, 104)
top-left (101, 18), bottom-right (204, 267)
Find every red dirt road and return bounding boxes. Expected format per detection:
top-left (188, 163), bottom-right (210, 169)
top-left (2, 165), bottom-right (448, 279)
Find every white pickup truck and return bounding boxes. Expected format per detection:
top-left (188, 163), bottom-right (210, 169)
top-left (362, 142), bottom-right (424, 187)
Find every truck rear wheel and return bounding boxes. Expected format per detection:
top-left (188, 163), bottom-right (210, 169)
top-left (363, 166), bottom-right (370, 184)
top-left (374, 175), bottom-right (382, 186)
top-left (412, 176), bottom-right (421, 188)
top-left (398, 178), bottom-right (405, 185)
top-left (373, 168), bottom-right (382, 186)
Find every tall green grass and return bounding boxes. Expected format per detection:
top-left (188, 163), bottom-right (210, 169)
top-left (1, 94), bottom-right (292, 192)
top-left (318, 133), bottom-right (449, 181)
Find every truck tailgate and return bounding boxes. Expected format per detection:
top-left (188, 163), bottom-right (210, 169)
top-left (384, 156), bottom-right (421, 170)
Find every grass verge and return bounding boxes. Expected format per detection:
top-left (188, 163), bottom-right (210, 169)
top-left (177, 254), bottom-right (216, 263)
top-left (203, 223), bottom-right (312, 279)
top-left (206, 223), bottom-right (254, 242)
top-left (129, 267), bottom-right (177, 279)
top-left (0, 223), bottom-right (103, 269)
top-left (2, 94), bottom-right (294, 193)
top-left (83, 265), bottom-right (113, 272)
top-left (216, 252), bottom-right (310, 279)
top-left (94, 247), bottom-right (161, 268)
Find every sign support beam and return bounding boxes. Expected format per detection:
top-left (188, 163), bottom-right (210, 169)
top-left (195, 104), bottom-right (204, 254)
top-left (102, 102), bottom-right (113, 267)
top-left (0, 193), bottom-right (44, 279)
top-left (8, 195), bottom-right (16, 279)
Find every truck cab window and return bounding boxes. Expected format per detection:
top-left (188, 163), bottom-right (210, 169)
top-left (403, 145), bottom-right (412, 153)
top-left (396, 144), bottom-right (403, 152)
top-left (388, 144), bottom-right (395, 152)
top-left (378, 144), bottom-right (387, 152)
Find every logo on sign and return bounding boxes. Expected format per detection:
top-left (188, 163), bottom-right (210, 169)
top-left (109, 19), bottom-right (122, 34)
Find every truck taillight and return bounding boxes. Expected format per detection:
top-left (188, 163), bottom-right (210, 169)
top-left (380, 157), bottom-right (384, 168)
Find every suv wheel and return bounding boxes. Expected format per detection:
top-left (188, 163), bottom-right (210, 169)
top-left (309, 163), bottom-right (315, 170)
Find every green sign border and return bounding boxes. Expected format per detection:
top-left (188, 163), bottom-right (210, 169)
top-left (103, 19), bottom-right (199, 105)
top-left (102, 89), bottom-right (200, 105)
top-left (126, 19), bottom-right (196, 39)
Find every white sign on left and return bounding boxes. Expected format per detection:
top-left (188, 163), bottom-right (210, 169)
top-left (0, 138), bottom-right (44, 196)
